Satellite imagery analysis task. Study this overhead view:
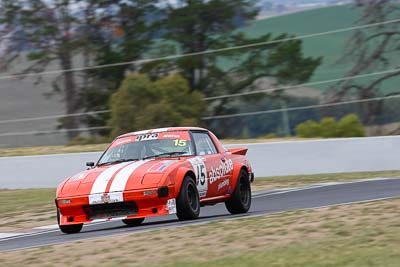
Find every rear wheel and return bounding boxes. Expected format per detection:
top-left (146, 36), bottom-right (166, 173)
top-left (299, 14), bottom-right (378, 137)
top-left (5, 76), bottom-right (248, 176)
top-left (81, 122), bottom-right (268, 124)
top-left (57, 209), bottom-right (83, 234)
top-left (225, 169), bottom-right (251, 214)
top-left (122, 218), bottom-right (145, 227)
top-left (176, 176), bottom-right (200, 220)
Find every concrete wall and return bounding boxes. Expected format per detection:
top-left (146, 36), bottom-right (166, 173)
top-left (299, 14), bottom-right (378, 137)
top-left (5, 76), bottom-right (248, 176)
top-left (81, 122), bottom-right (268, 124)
top-left (1, 136), bottom-right (399, 189)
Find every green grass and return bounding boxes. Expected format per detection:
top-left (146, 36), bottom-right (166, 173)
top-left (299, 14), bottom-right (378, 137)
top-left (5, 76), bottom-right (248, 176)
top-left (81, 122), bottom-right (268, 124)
top-left (166, 238), bottom-right (400, 267)
top-left (0, 189), bottom-right (56, 229)
top-left (0, 188), bottom-right (55, 215)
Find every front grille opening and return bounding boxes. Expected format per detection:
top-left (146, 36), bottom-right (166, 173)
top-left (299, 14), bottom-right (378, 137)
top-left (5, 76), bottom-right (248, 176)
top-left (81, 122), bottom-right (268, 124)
top-left (83, 201), bottom-right (138, 220)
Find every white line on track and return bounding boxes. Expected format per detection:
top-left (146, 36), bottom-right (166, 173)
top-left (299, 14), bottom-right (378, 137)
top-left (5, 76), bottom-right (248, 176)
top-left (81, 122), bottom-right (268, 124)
top-left (33, 224), bottom-right (59, 230)
top-left (0, 221), bottom-right (112, 241)
top-left (253, 177), bottom-right (397, 198)
top-left (0, 233), bottom-right (25, 239)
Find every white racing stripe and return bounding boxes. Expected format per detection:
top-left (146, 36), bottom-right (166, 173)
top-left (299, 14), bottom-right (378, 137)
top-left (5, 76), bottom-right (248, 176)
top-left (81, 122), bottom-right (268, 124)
top-left (90, 162), bottom-right (131, 194)
top-left (109, 160), bottom-right (151, 192)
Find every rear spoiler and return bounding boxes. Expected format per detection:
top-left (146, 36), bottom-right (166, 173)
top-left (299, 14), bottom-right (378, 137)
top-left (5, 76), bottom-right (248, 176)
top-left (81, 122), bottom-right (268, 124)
top-left (227, 148), bottom-right (248, 155)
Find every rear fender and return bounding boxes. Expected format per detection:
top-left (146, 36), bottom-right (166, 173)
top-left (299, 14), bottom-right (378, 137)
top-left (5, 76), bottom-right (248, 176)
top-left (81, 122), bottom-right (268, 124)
top-left (230, 163), bottom-right (249, 191)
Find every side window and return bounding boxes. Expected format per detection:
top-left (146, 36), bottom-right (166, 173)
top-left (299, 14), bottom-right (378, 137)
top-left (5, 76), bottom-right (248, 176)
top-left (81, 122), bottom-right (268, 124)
top-left (192, 132), bottom-right (218, 155)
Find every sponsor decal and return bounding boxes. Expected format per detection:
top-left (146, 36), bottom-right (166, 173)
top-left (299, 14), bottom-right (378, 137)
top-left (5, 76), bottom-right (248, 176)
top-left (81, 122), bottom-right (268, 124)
top-left (188, 157), bottom-right (208, 198)
top-left (209, 159), bottom-right (233, 184)
top-left (217, 178), bottom-right (230, 191)
top-left (159, 131), bottom-right (191, 140)
top-left (136, 133), bottom-right (159, 141)
top-left (147, 160), bottom-right (177, 172)
top-left (101, 193), bottom-right (111, 203)
top-left (166, 199), bottom-right (177, 214)
top-left (162, 134), bottom-right (181, 139)
top-left (158, 165), bottom-right (167, 171)
top-left (89, 192), bottom-right (123, 205)
top-left (143, 190), bottom-right (157, 196)
top-left (227, 186), bottom-right (232, 194)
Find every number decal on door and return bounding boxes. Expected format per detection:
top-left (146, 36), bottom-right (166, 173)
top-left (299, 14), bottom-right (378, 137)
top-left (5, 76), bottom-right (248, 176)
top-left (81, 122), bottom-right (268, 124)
top-left (188, 157), bottom-right (208, 198)
top-left (196, 164), bottom-right (206, 186)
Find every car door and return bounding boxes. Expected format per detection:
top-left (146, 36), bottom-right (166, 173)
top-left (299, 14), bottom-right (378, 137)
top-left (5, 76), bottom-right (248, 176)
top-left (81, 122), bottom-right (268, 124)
top-left (191, 131), bottom-right (231, 198)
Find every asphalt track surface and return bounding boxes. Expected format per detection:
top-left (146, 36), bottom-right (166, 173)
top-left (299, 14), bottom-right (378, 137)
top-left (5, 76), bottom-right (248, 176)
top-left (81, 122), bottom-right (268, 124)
top-left (1, 178), bottom-right (400, 252)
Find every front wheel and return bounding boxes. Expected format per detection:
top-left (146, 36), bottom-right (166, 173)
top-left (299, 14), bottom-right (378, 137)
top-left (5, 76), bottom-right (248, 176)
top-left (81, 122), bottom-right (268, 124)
top-left (122, 218), bottom-right (145, 227)
top-left (176, 176), bottom-right (200, 220)
top-left (57, 209), bottom-right (83, 234)
top-left (225, 169), bottom-right (251, 214)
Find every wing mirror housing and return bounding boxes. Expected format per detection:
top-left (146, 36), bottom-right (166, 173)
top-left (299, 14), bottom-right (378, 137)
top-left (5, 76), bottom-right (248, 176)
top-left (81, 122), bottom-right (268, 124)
top-left (86, 162), bottom-right (95, 168)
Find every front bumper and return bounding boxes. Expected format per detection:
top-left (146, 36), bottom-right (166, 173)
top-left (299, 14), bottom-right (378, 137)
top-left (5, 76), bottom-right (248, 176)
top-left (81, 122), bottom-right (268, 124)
top-left (56, 186), bottom-right (176, 225)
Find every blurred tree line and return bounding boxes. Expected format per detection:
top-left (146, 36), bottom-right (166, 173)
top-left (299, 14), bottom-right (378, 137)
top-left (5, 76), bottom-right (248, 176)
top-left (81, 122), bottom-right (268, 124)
top-left (329, 0), bottom-right (400, 129)
top-left (0, 0), bottom-right (322, 140)
top-left (296, 114), bottom-right (366, 138)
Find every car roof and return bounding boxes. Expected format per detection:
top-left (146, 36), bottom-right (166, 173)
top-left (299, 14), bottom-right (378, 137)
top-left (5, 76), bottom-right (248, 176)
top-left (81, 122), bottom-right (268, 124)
top-left (116, 127), bottom-right (209, 139)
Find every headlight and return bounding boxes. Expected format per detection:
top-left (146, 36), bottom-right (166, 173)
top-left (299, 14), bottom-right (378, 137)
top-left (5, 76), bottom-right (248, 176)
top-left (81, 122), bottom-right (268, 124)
top-left (58, 199), bottom-right (71, 205)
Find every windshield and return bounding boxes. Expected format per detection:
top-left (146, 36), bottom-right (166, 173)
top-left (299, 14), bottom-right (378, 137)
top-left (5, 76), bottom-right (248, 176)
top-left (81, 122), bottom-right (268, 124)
top-left (98, 131), bottom-right (194, 165)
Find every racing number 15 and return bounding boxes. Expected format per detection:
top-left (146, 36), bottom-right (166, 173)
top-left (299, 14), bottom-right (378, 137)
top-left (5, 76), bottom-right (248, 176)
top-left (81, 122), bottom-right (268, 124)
top-left (173, 139), bottom-right (187, 147)
top-left (196, 165), bottom-right (206, 186)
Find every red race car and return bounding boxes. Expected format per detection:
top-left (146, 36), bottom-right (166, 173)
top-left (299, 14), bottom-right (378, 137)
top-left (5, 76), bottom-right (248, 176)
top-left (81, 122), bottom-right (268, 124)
top-left (55, 127), bottom-right (254, 234)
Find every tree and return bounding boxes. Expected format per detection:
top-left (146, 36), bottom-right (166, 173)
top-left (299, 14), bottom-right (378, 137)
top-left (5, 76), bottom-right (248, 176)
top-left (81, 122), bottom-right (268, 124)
top-left (81, 0), bottom-right (161, 135)
top-left (295, 113), bottom-right (365, 138)
top-left (152, 0), bottom-right (321, 137)
top-left (0, 0), bottom-right (159, 139)
top-left (108, 74), bottom-right (205, 137)
top-left (296, 120), bottom-right (321, 138)
top-left (337, 114), bottom-right (365, 137)
top-left (329, 0), bottom-right (400, 126)
top-left (0, 0), bottom-right (84, 139)
top-left (163, 0), bottom-right (259, 92)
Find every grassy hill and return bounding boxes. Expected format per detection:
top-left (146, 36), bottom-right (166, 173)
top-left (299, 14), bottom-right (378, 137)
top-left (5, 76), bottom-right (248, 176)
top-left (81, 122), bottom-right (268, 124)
top-left (236, 4), bottom-right (400, 94)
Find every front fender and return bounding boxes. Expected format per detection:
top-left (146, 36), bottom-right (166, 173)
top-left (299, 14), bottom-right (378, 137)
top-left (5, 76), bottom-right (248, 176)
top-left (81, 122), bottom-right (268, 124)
top-left (173, 166), bottom-right (196, 198)
top-left (230, 162), bottom-right (249, 191)
top-left (56, 177), bottom-right (70, 198)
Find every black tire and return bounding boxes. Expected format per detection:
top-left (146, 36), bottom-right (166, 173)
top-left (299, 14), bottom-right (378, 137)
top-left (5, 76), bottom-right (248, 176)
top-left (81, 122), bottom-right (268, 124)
top-left (225, 169), bottom-right (252, 214)
top-left (122, 218), bottom-right (145, 227)
top-left (57, 209), bottom-right (83, 234)
top-left (176, 176), bottom-right (200, 220)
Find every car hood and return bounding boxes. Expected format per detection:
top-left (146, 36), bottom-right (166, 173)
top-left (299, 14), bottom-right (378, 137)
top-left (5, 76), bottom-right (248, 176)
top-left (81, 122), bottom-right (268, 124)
top-left (59, 159), bottom-right (179, 197)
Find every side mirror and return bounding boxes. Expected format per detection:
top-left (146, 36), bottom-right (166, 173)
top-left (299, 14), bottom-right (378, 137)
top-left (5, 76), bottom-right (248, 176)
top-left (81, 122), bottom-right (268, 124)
top-left (86, 162), bottom-right (95, 168)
